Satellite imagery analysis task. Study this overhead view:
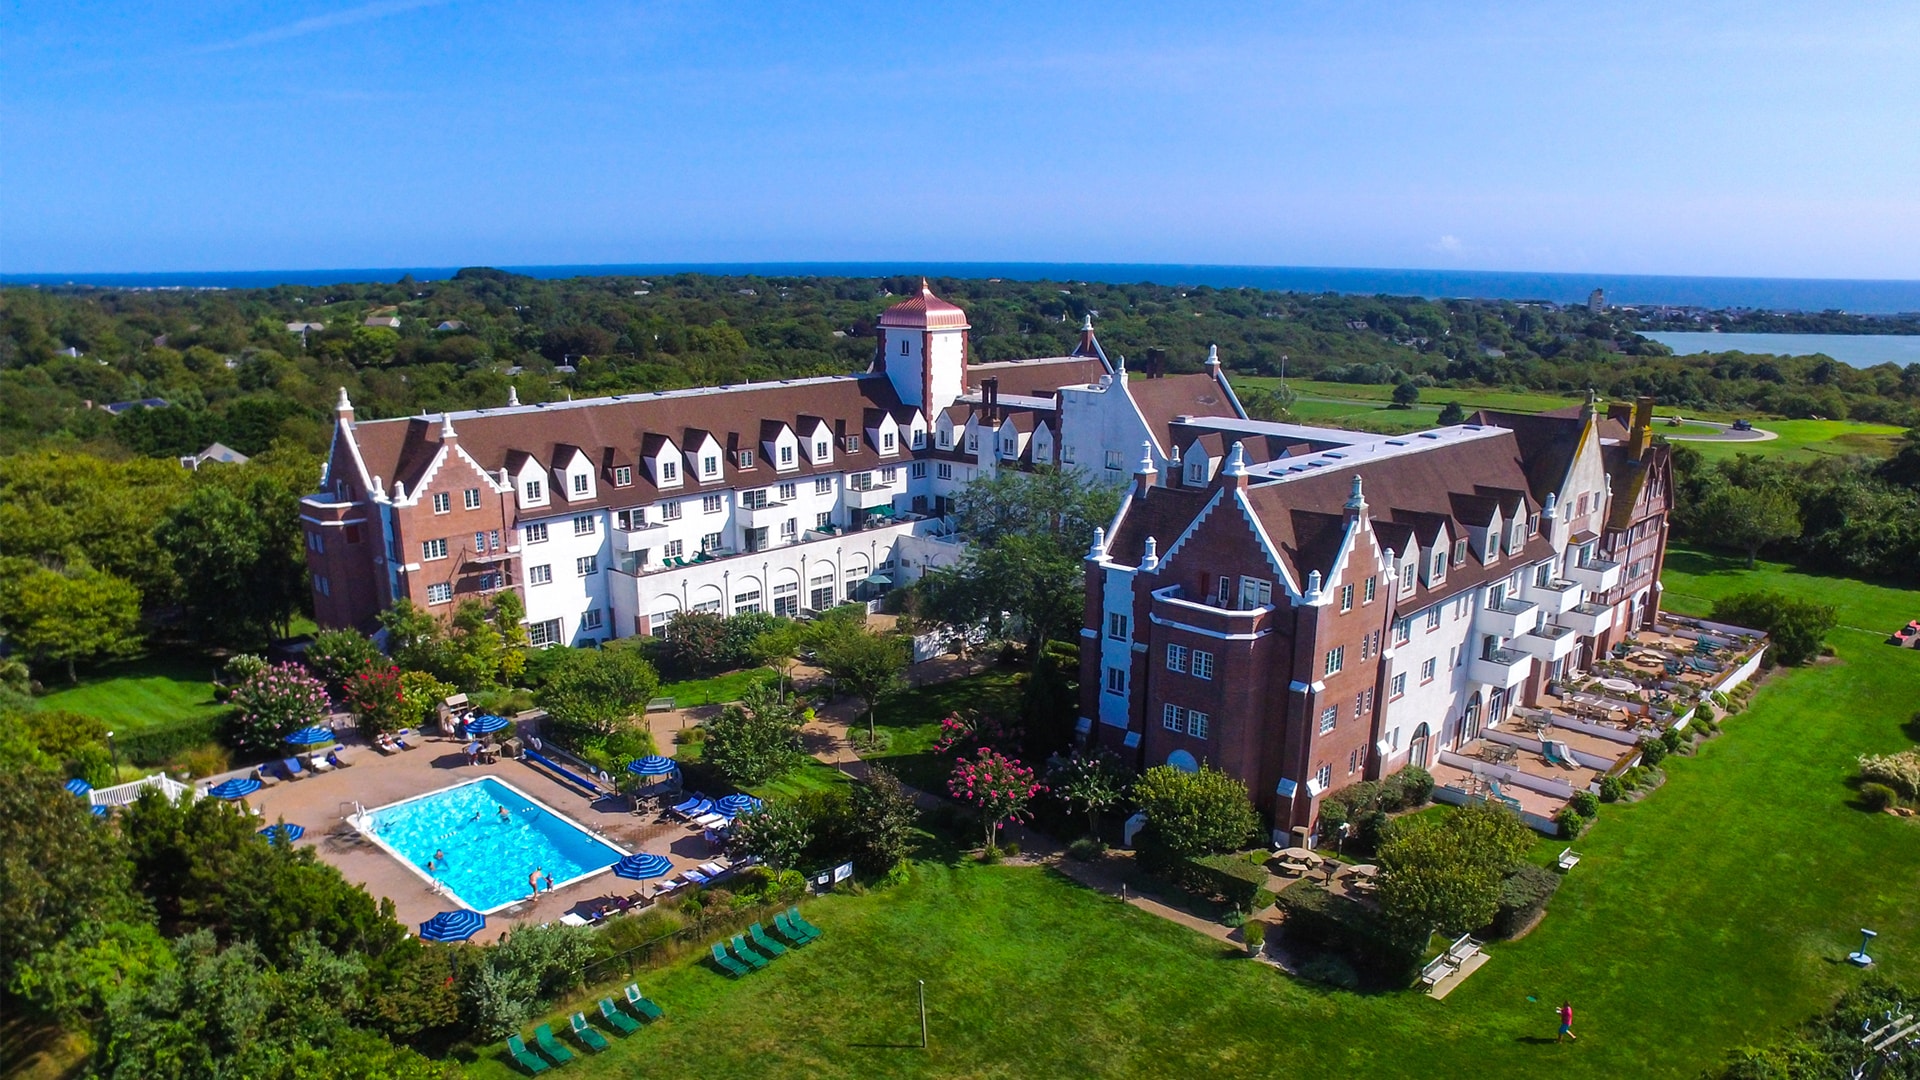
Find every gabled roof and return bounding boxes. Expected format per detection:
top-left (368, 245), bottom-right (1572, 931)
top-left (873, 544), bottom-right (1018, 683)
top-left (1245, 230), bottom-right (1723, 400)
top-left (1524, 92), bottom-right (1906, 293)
top-left (970, 356), bottom-right (1108, 396)
top-left (1129, 372), bottom-right (1241, 453)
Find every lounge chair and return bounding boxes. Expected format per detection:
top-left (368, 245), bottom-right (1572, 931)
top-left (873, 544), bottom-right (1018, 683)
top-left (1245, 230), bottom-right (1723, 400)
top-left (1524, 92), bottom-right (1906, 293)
top-left (773, 911), bottom-right (813, 946)
top-left (683, 869), bottom-right (710, 886)
top-left (505, 1034), bottom-right (550, 1074)
top-left (250, 767), bottom-right (280, 788)
top-left (699, 861), bottom-right (728, 877)
top-left (280, 757), bottom-right (308, 781)
top-left (709, 942), bottom-right (751, 978)
top-left (568, 1012), bottom-right (609, 1052)
top-left (301, 751), bottom-right (334, 774)
top-left (532, 1023), bottom-right (574, 1065)
top-left (787, 906), bottom-right (823, 940)
top-left (622, 984), bottom-right (664, 1021)
top-left (1485, 779), bottom-right (1523, 811)
top-left (749, 922), bottom-right (788, 957)
top-left (730, 934), bottom-right (771, 970)
top-left (598, 998), bottom-right (640, 1034)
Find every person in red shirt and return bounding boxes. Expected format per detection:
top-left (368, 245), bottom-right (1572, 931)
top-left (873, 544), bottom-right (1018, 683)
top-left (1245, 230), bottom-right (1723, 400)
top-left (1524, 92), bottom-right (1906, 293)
top-left (1557, 1001), bottom-right (1577, 1042)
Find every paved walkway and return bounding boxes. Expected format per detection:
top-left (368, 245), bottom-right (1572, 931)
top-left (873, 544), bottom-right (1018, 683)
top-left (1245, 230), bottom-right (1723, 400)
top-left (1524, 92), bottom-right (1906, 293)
top-left (1656, 415), bottom-right (1778, 443)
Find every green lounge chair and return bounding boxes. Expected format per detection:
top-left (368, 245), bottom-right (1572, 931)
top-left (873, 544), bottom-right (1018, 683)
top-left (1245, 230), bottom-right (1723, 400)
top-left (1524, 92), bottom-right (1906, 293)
top-left (730, 934), bottom-right (771, 970)
top-left (749, 922), bottom-right (788, 957)
top-left (569, 1012), bottom-right (609, 1053)
top-left (772, 910), bottom-right (812, 946)
top-left (599, 998), bottom-right (641, 1034)
top-left (710, 942), bottom-right (751, 977)
top-left (506, 1034), bottom-right (550, 1074)
top-left (533, 1023), bottom-right (575, 1065)
top-left (788, 905), bottom-right (823, 939)
top-left (623, 984), bottom-right (665, 1021)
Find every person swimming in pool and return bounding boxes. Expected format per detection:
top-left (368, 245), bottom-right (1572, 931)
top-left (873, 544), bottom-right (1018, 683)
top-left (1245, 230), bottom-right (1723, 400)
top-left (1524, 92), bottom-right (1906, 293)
top-left (498, 805), bottom-right (510, 821)
top-left (434, 850), bottom-right (446, 863)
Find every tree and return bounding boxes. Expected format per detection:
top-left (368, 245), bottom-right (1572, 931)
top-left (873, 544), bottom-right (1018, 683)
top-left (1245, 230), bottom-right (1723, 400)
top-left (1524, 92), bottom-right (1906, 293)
top-left (535, 641), bottom-right (660, 737)
top-left (847, 765), bottom-right (920, 874)
top-left (1699, 485), bottom-right (1801, 568)
top-left (730, 801), bottom-right (814, 871)
top-left (440, 600), bottom-right (509, 691)
top-left (948, 748), bottom-right (1042, 851)
top-left (0, 559), bottom-right (142, 683)
top-left (307, 627), bottom-right (382, 687)
top-left (1437, 401), bottom-right (1466, 425)
top-left (658, 610), bottom-right (729, 674)
top-left (0, 763), bottom-right (142, 997)
top-left (1711, 590), bottom-right (1838, 666)
top-left (812, 622), bottom-right (909, 743)
top-left (748, 622), bottom-right (807, 699)
top-left (343, 665), bottom-right (407, 737)
top-left (398, 669), bottom-right (457, 730)
top-left (1130, 764), bottom-right (1259, 861)
top-left (157, 476), bottom-right (306, 647)
top-left (1240, 384), bottom-right (1296, 421)
top-left (1391, 379), bottom-right (1421, 407)
top-left (378, 600), bottom-right (443, 675)
top-left (1375, 801), bottom-right (1533, 940)
top-left (1046, 750), bottom-right (1129, 838)
top-left (226, 662), bottom-right (332, 756)
top-left (701, 683), bottom-right (805, 785)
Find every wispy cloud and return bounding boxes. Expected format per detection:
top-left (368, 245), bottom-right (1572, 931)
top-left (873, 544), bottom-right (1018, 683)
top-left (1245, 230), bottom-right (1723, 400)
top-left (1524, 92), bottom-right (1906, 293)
top-left (195, 0), bottom-right (449, 53)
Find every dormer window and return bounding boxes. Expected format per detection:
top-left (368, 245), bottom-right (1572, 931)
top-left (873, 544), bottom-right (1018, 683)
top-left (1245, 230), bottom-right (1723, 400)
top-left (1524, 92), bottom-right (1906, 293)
top-left (899, 340), bottom-right (908, 355)
top-left (780, 445), bottom-right (794, 466)
top-left (1188, 461), bottom-right (1205, 485)
top-left (525, 479), bottom-right (544, 503)
top-left (843, 435), bottom-right (861, 453)
top-left (703, 455), bottom-right (719, 477)
top-left (1001, 438), bottom-right (1017, 457)
top-left (1401, 563), bottom-right (1416, 592)
top-left (613, 466), bottom-right (632, 486)
top-left (816, 440), bottom-right (829, 459)
top-left (967, 434), bottom-right (978, 453)
top-left (1431, 552), bottom-right (1446, 580)
top-left (1453, 539), bottom-right (1468, 566)
top-left (912, 430), bottom-right (925, 449)
top-left (1527, 513), bottom-right (1539, 535)
top-left (882, 432), bottom-right (895, 452)
top-left (572, 473), bottom-right (589, 494)
top-left (937, 430), bottom-right (951, 449)
top-left (660, 460), bottom-right (678, 483)
top-left (737, 450), bottom-right (755, 469)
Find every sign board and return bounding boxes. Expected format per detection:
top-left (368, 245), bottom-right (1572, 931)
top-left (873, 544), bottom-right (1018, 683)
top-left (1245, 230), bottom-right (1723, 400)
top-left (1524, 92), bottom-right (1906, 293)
top-left (832, 861), bottom-right (854, 883)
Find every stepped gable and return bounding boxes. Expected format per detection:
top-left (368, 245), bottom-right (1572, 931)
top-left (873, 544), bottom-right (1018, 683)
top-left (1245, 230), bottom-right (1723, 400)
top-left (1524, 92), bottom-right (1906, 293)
top-left (346, 374), bottom-right (909, 510)
top-left (1104, 484), bottom-right (1213, 565)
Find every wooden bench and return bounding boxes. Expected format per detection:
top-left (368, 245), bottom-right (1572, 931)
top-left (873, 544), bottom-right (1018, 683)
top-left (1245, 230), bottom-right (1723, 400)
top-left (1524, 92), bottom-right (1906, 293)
top-left (645, 697), bottom-right (676, 713)
top-left (1419, 954), bottom-right (1457, 988)
top-left (1557, 848), bottom-right (1582, 871)
top-left (1445, 933), bottom-right (1482, 966)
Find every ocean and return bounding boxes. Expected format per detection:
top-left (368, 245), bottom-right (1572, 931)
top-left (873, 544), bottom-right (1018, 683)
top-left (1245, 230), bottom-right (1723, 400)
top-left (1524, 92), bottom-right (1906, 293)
top-left (7, 261), bottom-right (1920, 315)
top-left (1642, 332), bottom-right (1920, 368)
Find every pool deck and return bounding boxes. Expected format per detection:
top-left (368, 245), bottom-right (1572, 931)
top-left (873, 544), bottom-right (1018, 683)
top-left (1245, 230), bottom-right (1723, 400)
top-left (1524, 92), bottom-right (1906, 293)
top-left (239, 735), bottom-right (712, 942)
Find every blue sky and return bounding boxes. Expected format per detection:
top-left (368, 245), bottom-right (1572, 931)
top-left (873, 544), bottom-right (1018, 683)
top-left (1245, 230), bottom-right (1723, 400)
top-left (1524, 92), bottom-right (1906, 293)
top-left (4, 1), bottom-right (1917, 277)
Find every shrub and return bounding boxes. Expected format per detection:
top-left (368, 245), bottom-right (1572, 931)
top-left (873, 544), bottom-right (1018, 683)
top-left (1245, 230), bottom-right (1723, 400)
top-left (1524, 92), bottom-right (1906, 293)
top-left (1695, 702), bottom-right (1717, 725)
top-left (174, 743), bottom-right (231, 778)
top-left (1396, 766), bottom-right (1435, 806)
top-left (223, 653), bottom-right (268, 682)
top-left (1638, 737), bottom-right (1668, 767)
top-left (1491, 864), bottom-right (1561, 939)
top-left (118, 716), bottom-right (222, 766)
top-left (1660, 725), bottom-right (1685, 754)
top-left (978, 845), bottom-right (1003, 864)
top-left (305, 628), bottom-right (381, 686)
top-left (1132, 764), bottom-right (1260, 865)
top-left (1242, 920), bottom-right (1267, 950)
top-left (1001, 841), bottom-right (1021, 858)
top-left (1861, 783), bottom-right (1899, 812)
top-left (1858, 749), bottom-right (1920, 799)
top-left (1066, 837), bottom-right (1106, 861)
top-left (225, 662), bottom-right (331, 756)
top-left (1711, 591), bottom-right (1837, 666)
top-left (1275, 882), bottom-right (1422, 984)
top-left (1553, 806), bottom-right (1587, 839)
top-left (1598, 775), bottom-right (1626, 802)
top-left (1568, 790), bottom-right (1600, 818)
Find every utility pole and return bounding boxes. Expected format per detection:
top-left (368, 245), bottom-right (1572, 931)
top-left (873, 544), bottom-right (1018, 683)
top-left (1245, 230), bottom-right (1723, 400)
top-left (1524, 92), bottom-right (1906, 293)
top-left (918, 979), bottom-right (928, 1049)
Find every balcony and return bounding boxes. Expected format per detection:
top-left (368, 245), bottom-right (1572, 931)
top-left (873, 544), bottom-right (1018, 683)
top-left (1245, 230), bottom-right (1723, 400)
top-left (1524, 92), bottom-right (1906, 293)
top-left (1562, 602), bottom-right (1614, 637)
top-left (1566, 557), bottom-right (1622, 592)
top-left (1475, 598), bottom-right (1541, 639)
top-left (737, 500), bottom-right (792, 529)
top-left (1523, 576), bottom-right (1582, 615)
top-left (1467, 647), bottom-right (1534, 690)
top-left (843, 483), bottom-right (896, 510)
top-left (1513, 622), bottom-right (1578, 663)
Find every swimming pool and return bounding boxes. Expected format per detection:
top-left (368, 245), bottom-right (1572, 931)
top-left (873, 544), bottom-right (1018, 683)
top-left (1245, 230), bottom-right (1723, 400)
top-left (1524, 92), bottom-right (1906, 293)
top-left (360, 776), bottom-right (626, 913)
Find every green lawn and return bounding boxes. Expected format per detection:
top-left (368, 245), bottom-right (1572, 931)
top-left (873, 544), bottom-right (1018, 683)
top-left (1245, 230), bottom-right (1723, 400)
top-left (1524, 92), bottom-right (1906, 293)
top-left (468, 567), bottom-right (1920, 1079)
top-left (658, 668), bottom-right (777, 708)
top-left (743, 756), bottom-right (853, 801)
top-left (33, 654), bottom-right (226, 734)
top-left (1237, 377), bottom-right (1579, 415)
top-left (857, 669), bottom-right (1022, 793)
top-left (1660, 545), bottom-right (1918, 633)
top-left (1678, 418), bottom-right (1907, 463)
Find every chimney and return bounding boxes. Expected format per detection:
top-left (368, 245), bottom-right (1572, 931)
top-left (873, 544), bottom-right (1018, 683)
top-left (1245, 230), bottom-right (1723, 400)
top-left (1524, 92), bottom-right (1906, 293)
top-left (1078, 313), bottom-right (1097, 357)
top-left (335, 387), bottom-right (354, 424)
top-left (982, 377), bottom-right (1000, 422)
top-left (1147, 348), bottom-right (1166, 379)
top-left (1222, 441), bottom-right (1249, 490)
top-left (507, 385), bottom-right (521, 407)
top-left (440, 413), bottom-right (457, 441)
top-left (1630, 395), bottom-right (1655, 461)
top-left (1608, 402), bottom-right (1632, 427)
top-left (1344, 474), bottom-right (1367, 523)
top-left (1133, 440), bottom-right (1158, 497)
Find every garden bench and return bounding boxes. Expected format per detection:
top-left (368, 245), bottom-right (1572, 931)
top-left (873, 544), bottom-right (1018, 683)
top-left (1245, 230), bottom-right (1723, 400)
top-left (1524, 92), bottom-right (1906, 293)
top-left (1419, 954), bottom-right (1457, 988)
top-left (1557, 848), bottom-right (1582, 871)
top-left (1445, 933), bottom-right (1482, 966)
top-left (646, 697), bottom-right (676, 713)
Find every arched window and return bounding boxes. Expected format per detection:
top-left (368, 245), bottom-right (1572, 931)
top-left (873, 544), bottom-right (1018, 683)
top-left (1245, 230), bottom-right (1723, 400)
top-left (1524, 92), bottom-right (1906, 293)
top-left (1409, 723), bottom-right (1431, 769)
top-left (1166, 749), bottom-right (1199, 773)
top-left (1462, 692), bottom-right (1483, 743)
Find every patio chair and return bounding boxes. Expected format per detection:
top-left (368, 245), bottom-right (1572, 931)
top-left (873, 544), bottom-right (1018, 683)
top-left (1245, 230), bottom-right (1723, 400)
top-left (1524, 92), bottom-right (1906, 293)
top-left (730, 934), bottom-right (772, 970)
top-left (773, 911), bottom-right (814, 946)
top-left (749, 922), bottom-right (788, 957)
top-left (568, 1012), bottom-right (609, 1053)
top-left (505, 1034), bottom-right (550, 1074)
top-left (280, 757), bottom-right (308, 781)
top-left (532, 1023), bottom-right (574, 1065)
top-left (788, 905), bottom-right (823, 940)
top-left (302, 751), bottom-right (334, 774)
top-left (623, 983), bottom-right (665, 1021)
top-left (598, 998), bottom-right (640, 1034)
top-left (250, 767), bottom-right (280, 788)
top-left (709, 942), bottom-right (751, 978)
top-left (1485, 779), bottom-right (1523, 811)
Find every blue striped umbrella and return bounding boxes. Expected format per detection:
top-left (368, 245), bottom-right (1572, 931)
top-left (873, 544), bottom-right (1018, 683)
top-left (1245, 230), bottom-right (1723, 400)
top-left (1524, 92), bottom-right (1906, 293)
top-left (626, 755), bottom-right (677, 777)
top-left (714, 794), bottom-right (762, 818)
top-left (90, 804), bottom-right (109, 817)
top-left (467, 714), bottom-right (510, 735)
top-left (285, 725), bottom-right (335, 745)
top-left (611, 852), bottom-right (673, 881)
top-left (259, 823), bottom-right (305, 844)
top-left (208, 777), bottom-right (262, 800)
top-left (65, 777), bottom-right (92, 796)
top-left (419, 909), bottom-right (486, 942)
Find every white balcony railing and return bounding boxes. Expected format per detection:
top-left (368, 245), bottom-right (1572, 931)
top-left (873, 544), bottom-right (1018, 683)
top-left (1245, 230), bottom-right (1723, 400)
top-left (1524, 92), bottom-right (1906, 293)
top-left (1562, 602), bottom-right (1614, 637)
top-left (1567, 558), bottom-right (1622, 592)
top-left (1475, 598), bottom-right (1541, 640)
top-left (1467, 647), bottom-right (1534, 690)
top-left (1522, 576), bottom-right (1582, 615)
top-left (1513, 622), bottom-right (1579, 663)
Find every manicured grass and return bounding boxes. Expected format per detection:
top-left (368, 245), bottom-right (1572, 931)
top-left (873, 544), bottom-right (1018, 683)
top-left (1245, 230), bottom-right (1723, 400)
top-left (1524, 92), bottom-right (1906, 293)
top-left (859, 669), bottom-right (1022, 793)
top-left (33, 654), bottom-right (225, 734)
top-left (1660, 546), bottom-right (1918, 632)
top-left (468, 566), bottom-right (1920, 1079)
top-left (1679, 418), bottom-right (1907, 463)
top-left (1238, 377), bottom-right (1579, 414)
top-left (658, 668), bottom-right (777, 708)
top-left (743, 756), bottom-right (852, 801)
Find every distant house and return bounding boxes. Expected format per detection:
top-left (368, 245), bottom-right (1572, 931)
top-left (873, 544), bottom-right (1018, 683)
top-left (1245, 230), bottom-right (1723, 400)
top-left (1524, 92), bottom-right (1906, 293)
top-left (435, 320), bottom-right (467, 332)
top-left (58, 345), bottom-right (83, 358)
top-left (286, 321), bottom-right (325, 333)
top-left (179, 442), bottom-right (250, 471)
top-left (102, 398), bottom-right (169, 415)
top-left (553, 364), bottom-right (578, 374)
top-left (363, 315), bottom-right (401, 329)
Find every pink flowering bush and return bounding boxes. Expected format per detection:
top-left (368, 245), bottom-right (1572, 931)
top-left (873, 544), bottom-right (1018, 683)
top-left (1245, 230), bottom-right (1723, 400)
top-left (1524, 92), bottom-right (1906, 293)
top-left (931, 711), bottom-right (1024, 757)
top-left (948, 748), bottom-right (1044, 852)
top-left (227, 662), bottom-right (331, 755)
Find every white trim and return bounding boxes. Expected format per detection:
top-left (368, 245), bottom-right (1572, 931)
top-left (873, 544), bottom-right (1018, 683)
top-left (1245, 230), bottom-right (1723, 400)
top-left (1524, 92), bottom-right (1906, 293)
top-left (1232, 487), bottom-right (1302, 600)
top-left (1156, 487), bottom-right (1225, 569)
top-left (1147, 611), bottom-right (1271, 641)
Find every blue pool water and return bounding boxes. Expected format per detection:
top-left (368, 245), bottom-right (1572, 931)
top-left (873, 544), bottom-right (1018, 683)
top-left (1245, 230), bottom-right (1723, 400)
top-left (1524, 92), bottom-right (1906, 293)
top-left (364, 777), bottom-right (625, 912)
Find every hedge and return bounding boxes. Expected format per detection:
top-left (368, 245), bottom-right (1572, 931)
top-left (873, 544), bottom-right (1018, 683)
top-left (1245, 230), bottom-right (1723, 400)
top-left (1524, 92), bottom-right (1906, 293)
top-left (1489, 864), bottom-right (1561, 939)
top-left (118, 715), bottom-right (226, 766)
top-left (1275, 881), bottom-right (1422, 984)
top-left (1185, 854), bottom-right (1277, 911)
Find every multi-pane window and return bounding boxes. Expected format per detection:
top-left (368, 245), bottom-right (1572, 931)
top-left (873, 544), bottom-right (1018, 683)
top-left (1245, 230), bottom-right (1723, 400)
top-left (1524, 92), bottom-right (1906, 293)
top-left (1319, 707), bottom-right (1338, 734)
top-left (816, 511), bottom-right (832, 529)
top-left (1349, 748), bottom-right (1360, 775)
top-left (1390, 672), bottom-right (1407, 698)
top-left (1402, 564), bottom-right (1416, 592)
top-left (313, 574), bottom-right (330, 596)
top-left (815, 440), bottom-right (830, 459)
top-left (1105, 666), bottom-right (1126, 695)
top-left (701, 532), bottom-right (723, 553)
top-left (572, 473), bottom-right (589, 494)
top-left (737, 450), bottom-right (755, 469)
top-left (573, 514), bottom-right (596, 535)
top-left (1421, 657), bottom-right (1437, 682)
top-left (1191, 650), bottom-right (1214, 680)
top-left (422, 538), bottom-right (448, 560)
top-left (583, 608), bottom-right (603, 630)
top-left (882, 431), bottom-right (895, 451)
top-left (1316, 764), bottom-right (1333, 790)
top-left (1166, 644), bottom-right (1188, 672)
top-left (614, 466), bottom-right (632, 486)
top-left (1107, 613), bottom-right (1128, 640)
top-left (306, 531), bottom-right (324, 553)
top-left (525, 479), bottom-right (544, 502)
top-left (576, 555), bottom-right (598, 577)
top-left (880, 466), bottom-right (898, 484)
top-left (1394, 617), bottom-right (1412, 645)
top-left (526, 618), bottom-right (561, 647)
top-left (910, 461), bottom-right (927, 479)
top-left (474, 531), bottom-right (488, 552)
top-left (1453, 538), bottom-right (1469, 566)
top-left (702, 494), bottom-right (724, 514)
top-left (703, 455), bottom-right (719, 476)
top-left (1186, 710), bottom-right (1210, 739)
top-left (1323, 646), bottom-right (1345, 676)
top-left (743, 489), bottom-right (768, 510)
top-left (1354, 688), bottom-right (1372, 719)
top-left (426, 582), bottom-right (453, 604)
top-left (1163, 703), bottom-right (1184, 730)
top-left (937, 463), bottom-right (953, 480)
top-left (778, 483), bottom-right (797, 501)
top-left (734, 590), bottom-right (762, 614)
top-left (1425, 606), bottom-right (1441, 631)
top-left (1105, 450), bottom-right (1122, 469)
top-left (780, 519), bottom-right (797, 540)
top-left (529, 564), bottom-right (553, 585)
top-left (1339, 584), bottom-right (1354, 612)
top-left (1364, 576), bottom-right (1377, 604)
top-left (844, 435), bottom-right (861, 453)
top-left (815, 477), bottom-right (833, 495)
top-left (661, 501), bottom-right (682, 520)
top-left (1240, 576), bottom-right (1273, 608)
top-left (780, 444), bottom-right (794, 466)
top-left (660, 460), bottom-right (678, 482)
top-left (663, 540), bottom-right (683, 559)
top-left (432, 491), bottom-right (451, 514)
top-left (525, 522), bottom-right (548, 544)
top-left (463, 488), bottom-right (482, 510)
top-left (617, 509), bottom-right (646, 530)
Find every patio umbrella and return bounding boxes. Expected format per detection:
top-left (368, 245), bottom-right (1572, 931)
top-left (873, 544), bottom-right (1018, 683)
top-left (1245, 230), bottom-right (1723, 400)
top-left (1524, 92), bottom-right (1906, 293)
top-left (91, 804), bottom-right (109, 817)
top-left (714, 794), bottom-right (762, 818)
top-left (418, 909), bottom-right (486, 942)
top-left (285, 725), bottom-right (335, 746)
top-left (208, 777), bottom-right (262, 800)
top-left (626, 755), bottom-right (677, 777)
top-left (467, 714), bottom-right (510, 735)
top-left (611, 852), bottom-right (674, 881)
top-left (259, 823), bottom-right (305, 844)
top-left (64, 777), bottom-right (92, 796)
